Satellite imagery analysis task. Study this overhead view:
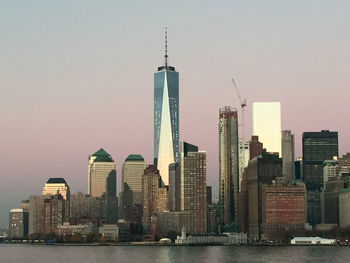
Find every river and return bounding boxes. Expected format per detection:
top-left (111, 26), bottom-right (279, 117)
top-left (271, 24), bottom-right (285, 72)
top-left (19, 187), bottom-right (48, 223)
top-left (0, 245), bottom-right (349, 263)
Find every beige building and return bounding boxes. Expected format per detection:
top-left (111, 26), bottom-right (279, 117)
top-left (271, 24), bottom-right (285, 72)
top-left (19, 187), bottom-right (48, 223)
top-left (42, 178), bottom-right (70, 200)
top-left (88, 148), bottom-right (116, 198)
top-left (180, 142), bottom-right (207, 234)
top-left (122, 155), bottom-right (146, 206)
top-left (218, 106), bottom-right (239, 225)
top-left (142, 165), bottom-right (169, 231)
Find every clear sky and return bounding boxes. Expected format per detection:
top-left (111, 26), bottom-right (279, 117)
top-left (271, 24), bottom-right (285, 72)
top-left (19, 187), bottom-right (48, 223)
top-left (1, 0), bottom-right (349, 227)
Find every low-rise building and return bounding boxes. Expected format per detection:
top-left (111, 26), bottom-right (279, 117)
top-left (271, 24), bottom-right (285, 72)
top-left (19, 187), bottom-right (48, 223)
top-left (175, 226), bottom-right (247, 245)
top-left (291, 237), bottom-right (336, 245)
top-left (99, 224), bottom-right (118, 241)
top-left (56, 222), bottom-right (98, 238)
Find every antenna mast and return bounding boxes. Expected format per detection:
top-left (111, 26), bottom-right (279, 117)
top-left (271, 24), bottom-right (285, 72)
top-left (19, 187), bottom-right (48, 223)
top-left (164, 26), bottom-right (168, 67)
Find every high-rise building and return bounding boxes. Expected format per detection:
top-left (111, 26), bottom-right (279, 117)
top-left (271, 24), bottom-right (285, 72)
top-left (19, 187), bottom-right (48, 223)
top-left (252, 102), bottom-right (281, 155)
top-left (302, 130), bottom-right (338, 190)
top-left (219, 106), bottom-right (239, 225)
top-left (142, 165), bottom-right (162, 230)
top-left (154, 28), bottom-right (179, 186)
top-left (247, 152), bottom-right (282, 240)
top-left (261, 180), bottom-right (306, 241)
top-left (180, 141), bottom-right (207, 234)
top-left (9, 208), bottom-right (28, 239)
top-left (42, 194), bottom-right (66, 234)
top-left (42, 178), bottom-right (70, 200)
top-left (239, 142), bottom-right (250, 191)
top-left (28, 195), bottom-right (45, 235)
top-left (88, 148), bottom-right (118, 223)
top-left (42, 178), bottom-right (70, 221)
top-left (122, 155), bottom-right (146, 206)
top-left (88, 148), bottom-right (117, 198)
top-left (249, 135), bottom-right (263, 160)
top-left (282, 130), bottom-right (295, 181)
top-left (169, 163), bottom-right (181, 211)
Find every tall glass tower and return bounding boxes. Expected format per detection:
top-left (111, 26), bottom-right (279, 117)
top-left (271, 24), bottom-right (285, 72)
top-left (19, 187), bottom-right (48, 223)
top-left (154, 27), bottom-right (179, 186)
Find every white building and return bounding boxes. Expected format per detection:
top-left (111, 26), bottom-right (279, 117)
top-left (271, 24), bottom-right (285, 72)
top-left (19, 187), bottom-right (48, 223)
top-left (252, 102), bottom-right (281, 156)
top-left (291, 237), bottom-right (336, 245)
top-left (175, 226), bottom-right (247, 245)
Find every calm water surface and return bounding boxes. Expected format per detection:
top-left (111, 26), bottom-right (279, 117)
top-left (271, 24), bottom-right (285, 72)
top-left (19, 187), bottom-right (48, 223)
top-left (0, 245), bottom-right (350, 263)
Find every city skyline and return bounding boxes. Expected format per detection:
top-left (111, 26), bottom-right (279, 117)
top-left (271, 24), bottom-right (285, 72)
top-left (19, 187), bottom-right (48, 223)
top-left (1, 1), bottom-right (350, 227)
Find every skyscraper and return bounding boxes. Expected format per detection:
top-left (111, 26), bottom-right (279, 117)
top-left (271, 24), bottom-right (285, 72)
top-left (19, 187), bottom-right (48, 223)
top-left (252, 102), bottom-right (281, 155)
top-left (219, 106), bottom-right (239, 225)
top-left (282, 130), bottom-right (295, 181)
top-left (42, 178), bottom-right (70, 200)
top-left (180, 141), bottom-right (207, 234)
top-left (88, 148), bottom-right (118, 223)
top-left (88, 148), bottom-right (116, 198)
top-left (302, 130), bottom-right (338, 190)
top-left (154, 28), bottom-right (179, 186)
top-left (122, 155), bottom-right (146, 206)
top-left (42, 178), bottom-right (70, 221)
top-left (9, 209), bottom-right (28, 239)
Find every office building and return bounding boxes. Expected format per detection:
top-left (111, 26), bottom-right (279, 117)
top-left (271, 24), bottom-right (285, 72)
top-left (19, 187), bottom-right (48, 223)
top-left (43, 194), bottom-right (66, 234)
top-left (261, 180), bottom-right (306, 241)
top-left (169, 163), bottom-right (181, 211)
top-left (248, 152), bottom-right (282, 240)
top-left (252, 102), bottom-right (281, 155)
top-left (122, 155), bottom-right (146, 206)
top-left (28, 195), bottom-right (45, 235)
top-left (239, 142), bottom-right (250, 191)
top-left (88, 148), bottom-right (118, 223)
top-left (142, 165), bottom-right (162, 230)
top-left (154, 28), bottom-right (179, 185)
top-left (302, 130), bottom-right (338, 190)
top-left (180, 141), bottom-right (207, 234)
top-left (249, 135), bottom-right (263, 160)
top-left (42, 178), bottom-right (70, 200)
top-left (42, 177), bottom-right (70, 221)
top-left (9, 208), bottom-right (28, 239)
top-left (295, 157), bottom-right (303, 180)
top-left (219, 106), bottom-right (239, 225)
top-left (121, 155), bottom-right (145, 222)
top-left (282, 130), bottom-right (295, 181)
top-left (88, 148), bottom-right (116, 198)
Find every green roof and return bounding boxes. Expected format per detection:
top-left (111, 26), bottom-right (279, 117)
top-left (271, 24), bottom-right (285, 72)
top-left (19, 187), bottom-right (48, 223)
top-left (125, 154), bottom-right (144, 162)
top-left (92, 148), bottom-right (114, 162)
top-left (47, 178), bottom-right (67, 185)
top-left (339, 188), bottom-right (350, 193)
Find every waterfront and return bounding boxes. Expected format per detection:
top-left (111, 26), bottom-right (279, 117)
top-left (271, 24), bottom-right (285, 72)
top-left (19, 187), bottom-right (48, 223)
top-left (1, 245), bottom-right (350, 263)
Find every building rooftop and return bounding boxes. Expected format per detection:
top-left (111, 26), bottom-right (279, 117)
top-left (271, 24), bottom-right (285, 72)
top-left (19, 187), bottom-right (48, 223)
top-left (10, 208), bottom-right (23, 213)
top-left (46, 178), bottom-right (68, 185)
top-left (92, 148), bottom-right (114, 162)
top-left (125, 154), bottom-right (144, 162)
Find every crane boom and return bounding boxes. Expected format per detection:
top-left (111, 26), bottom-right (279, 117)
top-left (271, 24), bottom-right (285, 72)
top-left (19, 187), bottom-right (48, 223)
top-left (231, 78), bottom-right (246, 108)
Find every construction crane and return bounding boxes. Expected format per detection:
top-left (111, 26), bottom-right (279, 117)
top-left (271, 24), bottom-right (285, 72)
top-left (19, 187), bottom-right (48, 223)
top-left (231, 78), bottom-right (247, 143)
top-left (232, 77), bottom-right (247, 192)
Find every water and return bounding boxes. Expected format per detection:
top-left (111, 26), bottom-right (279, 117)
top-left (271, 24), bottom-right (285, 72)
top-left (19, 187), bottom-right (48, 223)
top-left (0, 245), bottom-right (349, 263)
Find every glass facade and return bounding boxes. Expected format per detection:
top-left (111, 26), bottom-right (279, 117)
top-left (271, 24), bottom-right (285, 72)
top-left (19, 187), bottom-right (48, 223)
top-left (154, 66), bottom-right (179, 185)
top-left (302, 130), bottom-right (338, 190)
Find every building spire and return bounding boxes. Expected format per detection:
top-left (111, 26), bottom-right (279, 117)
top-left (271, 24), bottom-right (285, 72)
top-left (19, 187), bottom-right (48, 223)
top-left (164, 26), bottom-right (168, 67)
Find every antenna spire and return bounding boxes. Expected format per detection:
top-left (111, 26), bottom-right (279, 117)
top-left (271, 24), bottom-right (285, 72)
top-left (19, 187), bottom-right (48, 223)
top-left (165, 26), bottom-right (168, 67)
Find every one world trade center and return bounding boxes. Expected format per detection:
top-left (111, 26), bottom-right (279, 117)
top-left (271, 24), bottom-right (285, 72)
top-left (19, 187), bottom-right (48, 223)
top-left (154, 27), bottom-right (179, 186)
